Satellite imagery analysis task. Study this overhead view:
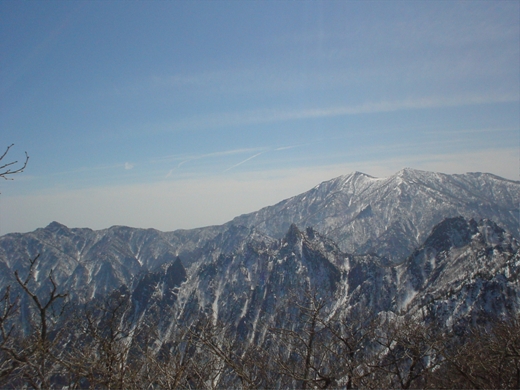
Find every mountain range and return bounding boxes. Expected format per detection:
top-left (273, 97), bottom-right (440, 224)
top-left (0, 167), bottom-right (519, 329)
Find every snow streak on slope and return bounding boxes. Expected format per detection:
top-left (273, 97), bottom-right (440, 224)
top-left (167, 218), bottom-right (519, 344)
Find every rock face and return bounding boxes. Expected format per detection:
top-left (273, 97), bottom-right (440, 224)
top-left (172, 225), bottom-right (345, 338)
top-left (398, 217), bottom-right (520, 327)
top-left (164, 218), bottom-right (519, 340)
top-left (0, 169), bottom-right (518, 338)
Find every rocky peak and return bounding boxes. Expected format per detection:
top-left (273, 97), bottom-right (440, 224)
top-left (44, 221), bottom-right (70, 235)
top-left (283, 223), bottom-right (303, 247)
top-left (421, 216), bottom-right (476, 252)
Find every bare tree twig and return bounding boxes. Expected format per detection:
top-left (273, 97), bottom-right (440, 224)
top-left (0, 144), bottom-right (29, 181)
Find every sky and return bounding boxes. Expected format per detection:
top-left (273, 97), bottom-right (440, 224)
top-left (1, 0), bottom-right (519, 235)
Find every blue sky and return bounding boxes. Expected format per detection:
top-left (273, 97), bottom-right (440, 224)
top-left (1, 0), bottom-right (519, 234)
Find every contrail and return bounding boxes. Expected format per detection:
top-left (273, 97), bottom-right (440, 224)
top-left (224, 152), bottom-right (263, 172)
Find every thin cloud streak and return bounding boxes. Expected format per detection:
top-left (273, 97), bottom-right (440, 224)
top-left (156, 147), bottom-right (264, 165)
top-left (164, 148), bottom-right (266, 178)
top-left (171, 93), bottom-right (519, 132)
top-left (424, 126), bottom-right (519, 135)
top-left (224, 152), bottom-right (264, 172)
top-left (222, 144), bottom-right (306, 172)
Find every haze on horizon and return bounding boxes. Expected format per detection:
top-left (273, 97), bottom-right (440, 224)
top-left (1, 1), bottom-right (519, 235)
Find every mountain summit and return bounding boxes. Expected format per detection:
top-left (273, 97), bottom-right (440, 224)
top-left (229, 168), bottom-right (519, 261)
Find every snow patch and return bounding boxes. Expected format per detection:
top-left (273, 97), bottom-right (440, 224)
top-left (212, 280), bottom-right (223, 325)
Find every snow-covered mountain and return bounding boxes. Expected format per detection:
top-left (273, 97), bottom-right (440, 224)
top-left (229, 168), bottom-right (520, 261)
top-left (0, 223), bottom-right (173, 301)
top-left (150, 217), bottom-right (517, 342)
top-left (0, 168), bottom-right (518, 328)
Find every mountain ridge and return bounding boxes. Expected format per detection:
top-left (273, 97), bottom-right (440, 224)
top-left (228, 168), bottom-right (519, 260)
top-left (0, 168), bottom-right (518, 305)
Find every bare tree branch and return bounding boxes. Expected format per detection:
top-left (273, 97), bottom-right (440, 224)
top-left (0, 144), bottom-right (29, 181)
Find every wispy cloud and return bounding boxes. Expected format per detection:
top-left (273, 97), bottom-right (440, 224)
top-left (163, 147), bottom-right (266, 178)
top-left (424, 126), bottom-right (519, 135)
top-left (220, 143), bottom-right (307, 172)
top-left (169, 93), bottom-right (519, 132)
top-left (156, 148), bottom-right (262, 165)
top-left (223, 152), bottom-right (264, 172)
top-left (164, 145), bottom-right (307, 177)
top-left (275, 144), bottom-right (302, 151)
